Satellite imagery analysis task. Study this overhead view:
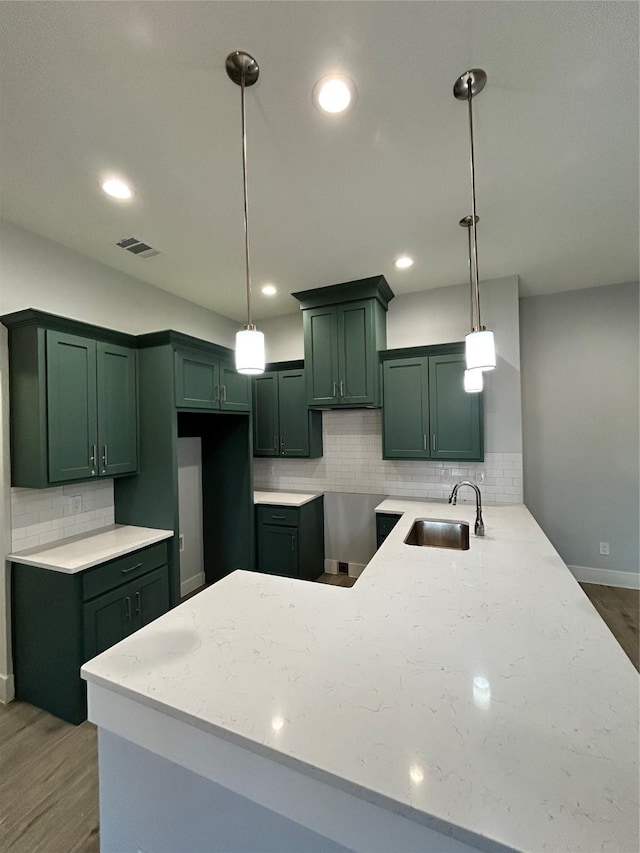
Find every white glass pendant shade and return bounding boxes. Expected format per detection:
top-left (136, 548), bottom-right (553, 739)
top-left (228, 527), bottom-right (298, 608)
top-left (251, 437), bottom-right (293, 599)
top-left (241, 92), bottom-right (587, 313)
top-left (465, 329), bottom-right (496, 372)
top-left (464, 368), bottom-right (483, 393)
top-left (235, 328), bottom-right (265, 375)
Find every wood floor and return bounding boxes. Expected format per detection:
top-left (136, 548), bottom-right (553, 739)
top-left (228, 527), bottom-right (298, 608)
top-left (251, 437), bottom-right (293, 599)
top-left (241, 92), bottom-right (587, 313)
top-left (0, 579), bottom-right (635, 852)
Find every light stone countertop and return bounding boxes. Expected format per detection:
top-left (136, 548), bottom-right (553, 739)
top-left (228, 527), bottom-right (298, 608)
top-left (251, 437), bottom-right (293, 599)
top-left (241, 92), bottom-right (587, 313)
top-left (81, 502), bottom-right (639, 852)
top-left (8, 524), bottom-right (174, 573)
top-left (253, 490), bottom-right (323, 507)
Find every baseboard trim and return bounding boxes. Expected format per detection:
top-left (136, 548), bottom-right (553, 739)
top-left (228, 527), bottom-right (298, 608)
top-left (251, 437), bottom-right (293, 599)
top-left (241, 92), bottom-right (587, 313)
top-left (324, 559), bottom-right (366, 579)
top-left (180, 572), bottom-right (206, 598)
top-left (0, 672), bottom-right (15, 704)
top-left (569, 565), bottom-right (640, 590)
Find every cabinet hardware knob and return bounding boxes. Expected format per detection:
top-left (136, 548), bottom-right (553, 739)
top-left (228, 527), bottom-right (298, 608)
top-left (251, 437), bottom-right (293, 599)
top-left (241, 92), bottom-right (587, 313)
top-left (121, 562), bottom-right (143, 574)
top-left (271, 515), bottom-right (286, 520)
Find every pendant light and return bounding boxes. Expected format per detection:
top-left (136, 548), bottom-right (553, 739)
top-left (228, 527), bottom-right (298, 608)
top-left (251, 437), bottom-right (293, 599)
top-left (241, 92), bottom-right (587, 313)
top-left (454, 69), bottom-right (496, 373)
top-left (226, 50), bottom-right (265, 375)
top-left (460, 215), bottom-right (483, 393)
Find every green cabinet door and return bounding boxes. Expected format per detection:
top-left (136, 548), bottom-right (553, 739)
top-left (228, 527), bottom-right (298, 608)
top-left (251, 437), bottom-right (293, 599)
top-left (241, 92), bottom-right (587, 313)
top-left (279, 369), bottom-right (310, 457)
top-left (83, 583), bottom-right (134, 660)
top-left (304, 306), bottom-right (339, 405)
top-left (220, 362), bottom-right (251, 412)
top-left (175, 349), bottom-right (219, 408)
top-left (382, 357), bottom-right (430, 459)
top-left (338, 300), bottom-right (376, 405)
top-left (428, 354), bottom-right (483, 461)
top-left (46, 331), bottom-right (98, 482)
top-left (253, 372), bottom-right (279, 456)
top-left (136, 567), bottom-right (170, 628)
top-left (257, 524), bottom-right (298, 577)
top-left (97, 342), bottom-right (138, 476)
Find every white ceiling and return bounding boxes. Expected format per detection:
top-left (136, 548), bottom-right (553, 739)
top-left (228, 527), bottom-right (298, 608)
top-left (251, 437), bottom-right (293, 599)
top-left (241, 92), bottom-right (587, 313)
top-left (1, 1), bottom-right (638, 322)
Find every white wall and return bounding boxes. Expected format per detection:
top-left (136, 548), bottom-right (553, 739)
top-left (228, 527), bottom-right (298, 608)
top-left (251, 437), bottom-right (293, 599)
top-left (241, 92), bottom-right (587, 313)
top-left (0, 220), bottom-right (242, 701)
top-left (520, 281), bottom-right (639, 581)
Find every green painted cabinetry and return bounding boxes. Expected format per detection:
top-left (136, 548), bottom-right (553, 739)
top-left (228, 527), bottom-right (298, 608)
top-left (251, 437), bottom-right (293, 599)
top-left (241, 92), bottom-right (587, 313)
top-left (376, 512), bottom-right (401, 549)
top-left (293, 276), bottom-right (394, 408)
top-left (253, 362), bottom-right (322, 457)
top-left (12, 540), bottom-right (170, 724)
top-left (1, 311), bottom-right (138, 488)
top-left (381, 346), bottom-right (483, 461)
top-left (175, 347), bottom-right (250, 411)
top-left (255, 498), bottom-right (324, 580)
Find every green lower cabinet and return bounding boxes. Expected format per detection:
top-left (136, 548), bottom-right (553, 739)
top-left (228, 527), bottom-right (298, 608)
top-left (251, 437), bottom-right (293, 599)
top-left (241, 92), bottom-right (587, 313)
top-left (376, 512), bottom-right (401, 549)
top-left (253, 366), bottom-right (322, 458)
top-left (381, 346), bottom-right (483, 462)
top-left (12, 541), bottom-right (170, 724)
top-left (255, 498), bottom-right (324, 580)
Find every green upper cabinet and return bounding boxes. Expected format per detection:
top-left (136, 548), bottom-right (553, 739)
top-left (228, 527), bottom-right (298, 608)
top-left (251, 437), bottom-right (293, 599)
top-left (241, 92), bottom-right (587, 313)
top-left (253, 363), bottom-right (322, 458)
top-left (293, 276), bottom-right (394, 408)
top-left (96, 342), bottom-right (139, 476)
top-left (1, 311), bottom-right (139, 488)
top-left (175, 346), bottom-right (250, 412)
top-left (381, 345), bottom-right (483, 462)
top-left (382, 357), bottom-right (430, 459)
top-left (47, 332), bottom-right (98, 482)
top-left (428, 353), bottom-right (482, 460)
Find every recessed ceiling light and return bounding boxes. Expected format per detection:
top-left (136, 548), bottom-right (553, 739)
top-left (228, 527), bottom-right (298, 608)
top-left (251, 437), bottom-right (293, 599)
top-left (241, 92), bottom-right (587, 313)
top-left (312, 74), bottom-right (357, 114)
top-left (261, 284), bottom-right (277, 296)
top-left (394, 256), bottom-right (414, 269)
top-left (101, 177), bottom-right (133, 200)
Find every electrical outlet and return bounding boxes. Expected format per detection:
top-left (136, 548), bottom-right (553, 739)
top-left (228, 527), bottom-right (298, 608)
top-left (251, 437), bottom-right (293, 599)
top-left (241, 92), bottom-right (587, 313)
top-left (475, 470), bottom-right (485, 484)
top-left (70, 495), bottom-right (82, 513)
top-left (338, 561), bottom-right (348, 574)
top-left (599, 542), bottom-right (610, 556)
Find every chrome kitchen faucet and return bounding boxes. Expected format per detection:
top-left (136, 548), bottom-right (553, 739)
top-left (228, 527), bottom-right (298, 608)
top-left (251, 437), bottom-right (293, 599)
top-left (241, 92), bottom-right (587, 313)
top-left (448, 481), bottom-right (485, 537)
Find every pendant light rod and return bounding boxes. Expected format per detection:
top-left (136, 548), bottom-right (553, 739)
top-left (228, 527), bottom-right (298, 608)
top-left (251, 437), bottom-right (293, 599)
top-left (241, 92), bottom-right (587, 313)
top-left (240, 72), bottom-right (252, 327)
top-left (226, 50), bottom-right (260, 331)
top-left (454, 69), bottom-right (486, 332)
top-left (459, 215), bottom-right (479, 331)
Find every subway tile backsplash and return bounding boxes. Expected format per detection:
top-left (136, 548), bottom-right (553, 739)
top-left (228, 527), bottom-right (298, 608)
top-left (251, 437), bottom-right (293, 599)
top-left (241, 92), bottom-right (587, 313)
top-left (11, 480), bottom-right (115, 551)
top-left (253, 410), bottom-right (523, 504)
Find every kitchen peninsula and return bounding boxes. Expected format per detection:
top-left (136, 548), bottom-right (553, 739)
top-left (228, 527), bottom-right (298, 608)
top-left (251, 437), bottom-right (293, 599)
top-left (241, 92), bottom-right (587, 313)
top-left (82, 502), bottom-right (639, 853)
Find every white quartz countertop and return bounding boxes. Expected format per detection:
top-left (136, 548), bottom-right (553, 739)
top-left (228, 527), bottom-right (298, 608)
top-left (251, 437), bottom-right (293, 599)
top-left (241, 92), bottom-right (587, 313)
top-left (82, 502), bottom-right (639, 852)
top-left (253, 490), bottom-right (322, 507)
top-left (8, 524), bottom-right (174, 573)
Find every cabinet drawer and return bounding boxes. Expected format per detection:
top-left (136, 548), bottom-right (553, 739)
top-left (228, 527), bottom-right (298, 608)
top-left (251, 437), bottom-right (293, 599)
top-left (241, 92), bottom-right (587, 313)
top-left (256, 506), bottom-right (299, 527)
top-left (82, 541), bottom-right (168, 601)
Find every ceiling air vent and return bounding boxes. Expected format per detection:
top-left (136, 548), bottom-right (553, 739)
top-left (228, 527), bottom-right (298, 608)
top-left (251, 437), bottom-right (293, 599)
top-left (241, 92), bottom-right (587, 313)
top-left (116, 236), bottom-right (161, 259)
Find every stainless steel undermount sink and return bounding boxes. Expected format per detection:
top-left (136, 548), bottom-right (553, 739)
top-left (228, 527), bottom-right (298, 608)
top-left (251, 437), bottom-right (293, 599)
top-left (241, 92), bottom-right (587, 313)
top-left (404, 518), bottom-right (470, 550)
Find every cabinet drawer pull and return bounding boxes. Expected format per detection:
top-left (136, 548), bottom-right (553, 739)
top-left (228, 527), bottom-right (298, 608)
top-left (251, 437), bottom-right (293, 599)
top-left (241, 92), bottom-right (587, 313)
top-left (333, 381), bottom-right (337, 398)
top-left (90, 444), bottom-right (97, 475)
top-left (273, 434), bottom-right (278, 451)
top-left (121, 562), bottom-right (142, 575)
top-left (423, 434), bottom-right (427, 451)
top-left (125, 596), bottom-right (132, 621)
top-left (340, 380), bottom-right (344, 397)
top-left (135, 591), bottom-right (141, 615)
top-left (221, 385), bottom-right (227, 403)
top-left (432, 434), bottom-right (437, 451)
top-left (213, 384), bottom-right (220, 403)
top-left (271, 515), bottom-right (286, 520)
top-left (291, 536), bottom-right (295, 552)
